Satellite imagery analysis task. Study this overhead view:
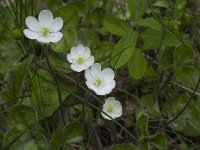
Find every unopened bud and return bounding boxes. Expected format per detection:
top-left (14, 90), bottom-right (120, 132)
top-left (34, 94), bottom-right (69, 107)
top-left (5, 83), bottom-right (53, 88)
top-left (11, 28), bottom-right (22, 40)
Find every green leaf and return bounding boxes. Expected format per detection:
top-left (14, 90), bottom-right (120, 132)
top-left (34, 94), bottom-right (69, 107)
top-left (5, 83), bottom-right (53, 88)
top-left (90, 8), bottom-right (106, 27)
top-left (181, 142), bottom-right (189, 150)
top-left (143, 65), bottom-right (156, 78)
top-left (0, 39), bottom-right (23, 78)
top-left (3, 128), bottom-right (47, 150)
top-left (144, 132), bottom-right (167, 149)
top-left (161, 47), bottom-right (174, 70)
top-left (70, 104), bottom-right (93, 123)
top-left (54, 5), bottom-right (78, 29)
top-left (164, 94), bottom-right (200, 136)
top-left (161, 45), bottom-right (193, 72)
top-left (104, 16), bottom-right (131, 37)
top-left (51, 29), bottom-right (75, 53)
top-left (94, 41), bottom-right (114, 64)
top-left (136, 113), bottom-right (149, 137)
top-left (176, 66), bottom-right (200, 94)
top-left (135, 109), bottom-right (150, 149)
top-left (136, 18), bottom-right (161, 30)
top-left (173, 44), bottom-right (194, 73)
top-left (8, 105), bottom-right (36, 130)
top-left (128, 48), bottom-right (147, 79)
top-left (48, 51), bottom-right (70, 72)
top-left (111, 32), bottom-right (138, 68)
top-left (110, 143), bottom-right (138, 150)
top-left (64, 122), bottom-right (83, 144)
top-left (1, 57), bottom-right (32, 103)
top-left (70, 1), bottom-right (88, 17)
top-left (153, 0), bottom-right (169, 8)
top-left (46, 0), bottom-right (63, 12)
top-left (128, 0), bottom-right (145, 20)
top-left (31, 69), bottom-right (75, 120)
top-left (77, 28), bottom-right (99, 50)
top-left (50, 129), bottom-right (65, 150)
top-left (87, 0), bottom-right (98, 9)
top-left (140, 94), bottom-right (161, 119)
top-left (140, 29), bottom-right (181, 50)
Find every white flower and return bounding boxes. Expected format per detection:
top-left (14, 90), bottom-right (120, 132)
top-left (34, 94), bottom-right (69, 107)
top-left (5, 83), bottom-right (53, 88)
top-left (23, 10), bottom-right (63, 43)
top-left (101, 97), bottom-right (122, 120)
top-left (67, 44), bottom-right (95, 72)
top-left (85, 63), bottom-right (116, 95)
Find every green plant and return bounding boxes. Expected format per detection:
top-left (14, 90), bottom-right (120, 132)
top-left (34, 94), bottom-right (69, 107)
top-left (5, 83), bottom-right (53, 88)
top-left (0, 0), bottom-right (200, 149)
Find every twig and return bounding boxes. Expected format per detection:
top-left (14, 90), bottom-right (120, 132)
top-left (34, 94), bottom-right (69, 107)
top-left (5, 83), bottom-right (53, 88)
top-left (115, 87), bottom-right (139, 100)
top-left (159, 72), bottom-right (173, 92)
top-left (110, 121), bottom-right (118, 144)
top-left (93, 127), bottom-right (103, 150)
top-left (170, 81), bottom-right (200, 97)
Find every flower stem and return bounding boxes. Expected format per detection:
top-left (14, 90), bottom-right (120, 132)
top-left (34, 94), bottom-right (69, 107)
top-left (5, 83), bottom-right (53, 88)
top-left (44, 46), bottom-right (65, 126)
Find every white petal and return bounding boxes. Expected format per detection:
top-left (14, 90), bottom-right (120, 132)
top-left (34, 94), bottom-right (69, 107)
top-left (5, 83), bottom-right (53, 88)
top-left (77, 44), bottom-right (85, 55)
top-left (77, 44), bottom-right (84, 50)
top-left (102, 68), bottom-right (115, 80)
top-left (114, 108), bottom-right (122, 116)
top-left (67, 54), bottom-right (76, 63)
top-left (38, 10), bottom-right (53, 27)
top-left (113, 105), bottom-right (122, 117)
top-left (103, 80), bottom-right (116, 93)
top-left (51, 17), bottom-right (63, 32)
top-left (25, 16), bottom-right (40, 31)
top-left (86, 80), bottom-right (93, 90)
top-left (105, 97), bottom-right (116, 104)
top-left (98, 82), bottom-right (115, 95)
top-left (36, 36), bottom-right (51, 43)
top-left (108, 80), bottom-right (116, 89)
top-left (114, 100), bottom-right (122, 108)
top-left (94, 87), bottom-right (107, 95)
top-left (114, 102), bottom-right (122, 112)
top-left (23, 29), bottom-right (40, 39)
top-left (50, 32), bottom-right (63, 43)
top-left (85, 69), bottom-right (93, 81)
top-left (84, 56), bottom-right (95, 68)
top-left (114, 111), bottom-right (122, 118)
top-left (85, 76), bottom-right (109, 96)
top-left (91, 63), bottom-right (101, 76)
top-left (86, 80), bottom-right (100, 93)
top-left (70, 47), bottom-right (78, 55)
top-left (71, 64), bottom-right (84, 72)
top-left (83, 46), bottom-right (91, 58)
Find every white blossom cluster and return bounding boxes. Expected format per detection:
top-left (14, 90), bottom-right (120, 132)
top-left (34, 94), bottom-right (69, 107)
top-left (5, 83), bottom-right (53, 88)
top-left (24, 10), bottom-right (122, 120)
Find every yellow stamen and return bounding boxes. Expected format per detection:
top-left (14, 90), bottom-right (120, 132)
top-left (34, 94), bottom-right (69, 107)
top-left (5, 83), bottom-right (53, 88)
top-left (42, 27), bottom-right (49, 36)
top-left (95, 78), bottom-right (103, 86)
top-left (107, 104), bottom-right (114, 113)
top-left (77, 57), bottom-right (85, 64)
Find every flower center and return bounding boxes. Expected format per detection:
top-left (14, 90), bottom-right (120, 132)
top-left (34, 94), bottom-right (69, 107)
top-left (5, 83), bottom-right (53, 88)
top-left (95, 78), bottom-right (103, 87)
top-left (42, 27), bottom-right (49, 36)
top-left (77, 57), bottom-right (85, 64)
top-left (107, 104), bottom-right (114, 113)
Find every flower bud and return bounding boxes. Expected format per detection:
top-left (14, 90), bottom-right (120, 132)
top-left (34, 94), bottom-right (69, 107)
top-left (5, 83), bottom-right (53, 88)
top-left (11, 28), bottom-right (22, 40)
top-left (168, 19), bottom-right (181, 30)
